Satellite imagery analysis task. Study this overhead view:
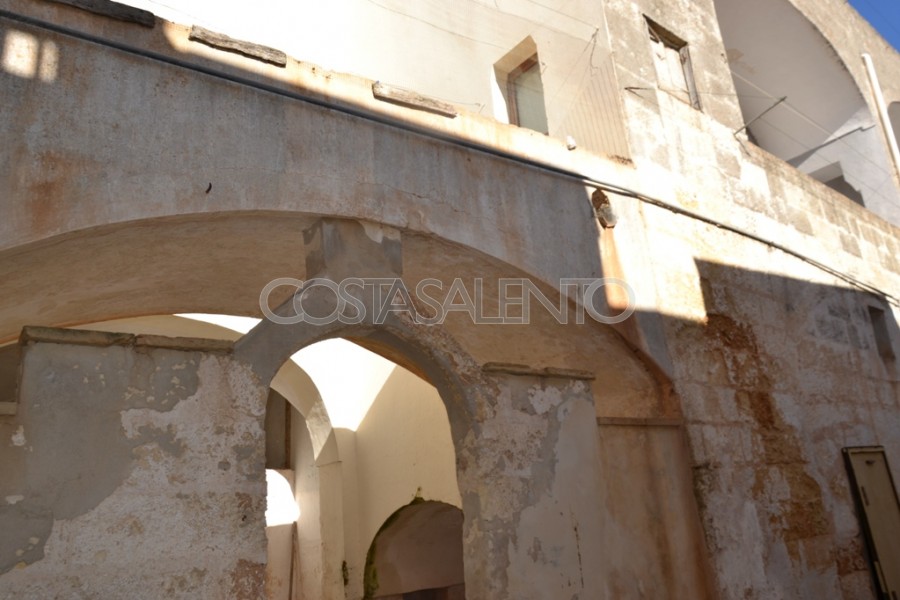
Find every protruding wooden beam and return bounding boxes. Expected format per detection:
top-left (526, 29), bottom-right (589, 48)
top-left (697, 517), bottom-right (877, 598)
top-left (189, 25), bottom-right (287, 67)
top-left (372, 82), bottom-right (458, 118)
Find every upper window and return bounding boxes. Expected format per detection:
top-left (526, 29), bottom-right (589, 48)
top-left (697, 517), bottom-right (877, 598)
top-left (647, 19), bottom-right (700, 110)
top-left (506, 55), bottom-right (549, 134)
top-left (494, 37), bottom-right (549, 134)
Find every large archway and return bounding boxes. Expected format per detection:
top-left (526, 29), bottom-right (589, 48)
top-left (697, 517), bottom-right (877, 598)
top-left (232, 221), bottom-right (628, 597)
top-left (0, 214), bottom-right (681, 598)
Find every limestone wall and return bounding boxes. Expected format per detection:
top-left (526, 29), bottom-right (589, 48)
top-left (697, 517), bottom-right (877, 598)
top-left (604, 0), bottom-right (900, 595)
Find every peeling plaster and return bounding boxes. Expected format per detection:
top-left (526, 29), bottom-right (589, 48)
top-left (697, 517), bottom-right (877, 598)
top-left (0, 335), bottom-right (266, 598)
top-left (361, 221), bottom-right (401, 245)
top-left (457, 372), bottom-right (601, 598)
top-left (10, 426), bottom-right (25, 447)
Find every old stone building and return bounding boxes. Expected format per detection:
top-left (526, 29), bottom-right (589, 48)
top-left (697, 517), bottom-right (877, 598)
top-left (1, 0), bottom-right (899, 598)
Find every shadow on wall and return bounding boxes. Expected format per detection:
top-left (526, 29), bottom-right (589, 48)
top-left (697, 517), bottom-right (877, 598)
top-left (0, 256), bottom-right (896, 598)
top-left (654, 257), bottom-right (899, 598)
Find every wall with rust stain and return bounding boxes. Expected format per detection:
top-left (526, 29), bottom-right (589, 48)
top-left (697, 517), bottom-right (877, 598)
top-left (600, 0), bottom-right (900, 595)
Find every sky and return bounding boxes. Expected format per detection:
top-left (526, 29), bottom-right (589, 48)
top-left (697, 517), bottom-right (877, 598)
top-left (848, 0), bottom-right (900, 52)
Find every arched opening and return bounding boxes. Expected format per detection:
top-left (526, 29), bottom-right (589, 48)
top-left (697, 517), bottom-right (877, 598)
top-left (236, 298), bottom-right (477, 599)
top-left (264, 335), bottom-right (462, 600)
top-left (0, 215), bottom-right (681, 598)
top-left (364, 500), bottom-right (464, 599)
top-left (713, 0), bottom-right (900, 218)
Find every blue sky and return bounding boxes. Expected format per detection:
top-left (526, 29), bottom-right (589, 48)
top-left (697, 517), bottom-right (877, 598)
top-left (848, 0), bottom-right (900, 52)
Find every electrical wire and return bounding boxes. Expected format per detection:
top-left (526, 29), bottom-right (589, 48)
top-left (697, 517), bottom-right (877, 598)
top-left (626, 85), bottom-right (776, 99)
top-left (470, 0), bottom-right (600, 39)
top-left (498, 0), bottom-right (600, 32)
top-left (358, 0), bottom-right (509, 51)
top-left (733, 72), bottom-right (886, 162)
top-left (1, 8), bottom-right (896, 307)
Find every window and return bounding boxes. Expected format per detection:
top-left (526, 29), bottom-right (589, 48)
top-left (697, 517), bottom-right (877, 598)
top-left (494, 37), bottom-right (549, 134)
top-left (868, 305), bottom-right (895, 361)
top-left (890, 102), bottom-right (900, 153)
top-left (506, 55), bottom-right (549, 134)
top-left (647, 19), bottom-right (700, 109)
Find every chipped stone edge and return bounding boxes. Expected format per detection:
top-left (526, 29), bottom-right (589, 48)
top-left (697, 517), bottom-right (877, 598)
top-left (19, 326), bottom-right (233, 353)
top-left (596, 416), bottom-right (683, 427)
top-left (20, 326), bottom-right (133, 347)
top-left (43, 0), bottom-right (156, 28)
top-left (481, 362), bottom-right (595, 380)
top-left (188, 25), bottom-right (287, 67)
top-left (134, 335), bottom-right (233, 353)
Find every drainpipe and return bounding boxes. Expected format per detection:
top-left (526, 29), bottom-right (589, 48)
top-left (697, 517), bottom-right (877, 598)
top-left (862, 52), bottom-right (900, 184)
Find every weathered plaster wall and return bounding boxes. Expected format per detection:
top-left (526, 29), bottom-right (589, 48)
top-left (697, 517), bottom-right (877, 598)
top-left (455, 370), bottom-right (606, 599)
top-left (0, 2), bottom-right (667, 420)
top-left (0, 0), bottom-right (624, 290)
top-left (0, 328), bottom-right (267, 599)
top-left (115, 0), bottom-right (630, 158)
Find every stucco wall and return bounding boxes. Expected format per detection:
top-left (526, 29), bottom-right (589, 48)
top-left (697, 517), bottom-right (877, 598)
top-left (0, 328), bottom-right (267, 599)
